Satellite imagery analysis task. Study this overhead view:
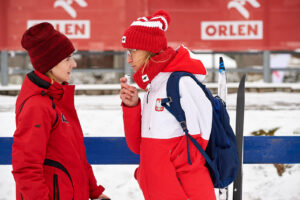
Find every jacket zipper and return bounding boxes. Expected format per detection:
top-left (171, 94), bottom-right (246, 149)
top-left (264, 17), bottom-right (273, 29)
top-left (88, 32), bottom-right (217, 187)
top-left (52, 113), bottom-right (59, 128)
top-left (146, 85), bottom-right (151, 103)
top-left (44, 159), bottom-right (74, 200)
top-left (53, 174), bottom-right (59, 200)
top-left (145, 84), bottom-right (152, 133)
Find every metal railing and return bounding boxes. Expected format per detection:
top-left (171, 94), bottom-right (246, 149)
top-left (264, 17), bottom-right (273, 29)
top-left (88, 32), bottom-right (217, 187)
top-left (1, 50), bottom-right (300, 86)
top-left (1, 136), bottom-right (300, 200)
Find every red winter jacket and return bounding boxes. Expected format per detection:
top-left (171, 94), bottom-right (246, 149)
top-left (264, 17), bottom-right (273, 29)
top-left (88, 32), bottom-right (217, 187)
top-left (12, 71), bottom-right (104, 200)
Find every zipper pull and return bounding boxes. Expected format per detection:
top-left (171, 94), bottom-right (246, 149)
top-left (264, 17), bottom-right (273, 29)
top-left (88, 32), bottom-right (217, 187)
top-left (146, 84), bottom-right (151, 104)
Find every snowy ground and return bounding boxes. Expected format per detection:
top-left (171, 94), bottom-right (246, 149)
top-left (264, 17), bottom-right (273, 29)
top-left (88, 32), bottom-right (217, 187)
top-left (1, 91), bottom-right (300, 200)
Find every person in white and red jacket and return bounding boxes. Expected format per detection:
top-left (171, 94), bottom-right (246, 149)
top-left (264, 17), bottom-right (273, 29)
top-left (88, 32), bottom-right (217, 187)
top-left (119, 10), bottom-right (216, 200)
top-left (12, 22), bottom-right (110, 200)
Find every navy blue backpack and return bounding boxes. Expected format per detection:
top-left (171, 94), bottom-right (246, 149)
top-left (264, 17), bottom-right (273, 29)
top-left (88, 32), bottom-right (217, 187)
top-left (161, 71), bottom-right (239, 188)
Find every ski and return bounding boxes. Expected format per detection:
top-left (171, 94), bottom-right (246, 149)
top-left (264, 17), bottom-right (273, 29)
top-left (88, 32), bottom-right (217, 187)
top-left (233, 74), bottom-right (246, 200)
top-left (217, 57), bottom-right (229, 200)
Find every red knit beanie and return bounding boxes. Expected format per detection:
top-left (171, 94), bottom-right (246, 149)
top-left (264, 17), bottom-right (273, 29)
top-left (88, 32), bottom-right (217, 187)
top-left (21, 22), bottom-right (75, 74)
top-left (122, 10), bottom-right (170, 53)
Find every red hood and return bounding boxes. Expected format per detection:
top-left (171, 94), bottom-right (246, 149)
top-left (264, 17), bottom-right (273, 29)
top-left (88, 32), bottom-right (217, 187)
top-left (16, 71), bottom-right (69, 114)
top-left (16, 75), bottom-right (46, 113)
top-left (163, 45), bottom-right (207, 75)
top-left (132, 45), bottom-right (207, 90)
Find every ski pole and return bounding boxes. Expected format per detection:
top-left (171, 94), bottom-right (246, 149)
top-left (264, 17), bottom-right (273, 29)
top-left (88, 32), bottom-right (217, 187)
top-left (218, 57), bottom-right (229, 200)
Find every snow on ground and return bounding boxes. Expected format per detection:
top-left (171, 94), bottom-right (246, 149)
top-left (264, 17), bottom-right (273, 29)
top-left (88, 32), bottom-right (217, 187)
top-left (1, 91), bottom-right (300, 200)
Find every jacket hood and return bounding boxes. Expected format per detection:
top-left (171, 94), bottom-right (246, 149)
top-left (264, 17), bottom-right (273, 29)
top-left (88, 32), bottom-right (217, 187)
top-left (132, 45), bottom-right (207, 90)
top-left (163, 45), bottom-right (207, 75)
top-left (16, 71), bottom-right (66, 114)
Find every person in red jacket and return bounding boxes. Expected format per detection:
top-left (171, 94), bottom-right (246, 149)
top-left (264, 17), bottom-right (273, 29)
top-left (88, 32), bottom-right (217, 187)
top-left (12, 22), bottom-right (110, 200)
top-left (120, 10), bottom-right (216, 200)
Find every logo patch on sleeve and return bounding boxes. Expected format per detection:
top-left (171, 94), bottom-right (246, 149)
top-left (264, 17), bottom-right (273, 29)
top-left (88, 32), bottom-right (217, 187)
top-left (142, 74), bottom-right (149, 82)
top-left (122, 36), bottom-right (126, 43)
top-left (155, 98), bottom-right (164, 112)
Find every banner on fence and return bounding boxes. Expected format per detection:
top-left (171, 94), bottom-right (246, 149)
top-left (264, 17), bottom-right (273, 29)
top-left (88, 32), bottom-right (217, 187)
top-left (0, 0), bottom-right (299, 51)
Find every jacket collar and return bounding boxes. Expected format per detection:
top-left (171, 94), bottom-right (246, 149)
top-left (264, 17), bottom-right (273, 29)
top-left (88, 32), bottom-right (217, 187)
top-left (133, 47), bottom-right (176, 90)
top-left (27, 71), bottom-right (64, 100)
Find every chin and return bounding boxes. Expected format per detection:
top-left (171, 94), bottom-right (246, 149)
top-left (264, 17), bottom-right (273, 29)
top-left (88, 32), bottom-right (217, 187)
top-left (66, 75), bottom-right (71, 82)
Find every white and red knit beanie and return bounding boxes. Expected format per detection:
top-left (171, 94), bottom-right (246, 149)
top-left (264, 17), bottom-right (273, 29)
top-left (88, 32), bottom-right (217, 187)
top-left (121, 10), bottom-right (170, 53)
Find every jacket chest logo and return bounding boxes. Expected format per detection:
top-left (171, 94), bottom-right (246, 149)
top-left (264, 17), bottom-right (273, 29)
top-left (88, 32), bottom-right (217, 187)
top-left (142, 74), bottom-right (149, 82)
top-left (61, 113), bottom-right (69, 123)
top-left (155, 98), bottom-right (164, 112)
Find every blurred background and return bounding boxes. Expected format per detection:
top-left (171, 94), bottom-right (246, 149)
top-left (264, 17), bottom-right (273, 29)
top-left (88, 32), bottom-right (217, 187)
top-left (1, 1), bottom-right (300, 200)
top-left (0, 0), bottom-right (300, 89)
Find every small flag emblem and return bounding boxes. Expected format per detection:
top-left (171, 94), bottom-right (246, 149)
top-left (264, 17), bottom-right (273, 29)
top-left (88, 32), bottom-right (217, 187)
top-left (155, 98), bottom-right (164, 112)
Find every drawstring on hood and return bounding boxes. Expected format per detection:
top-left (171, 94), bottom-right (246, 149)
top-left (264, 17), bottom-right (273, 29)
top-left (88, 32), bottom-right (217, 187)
top-left (16, 71), bottom-right (68, 116)
top-left (29, 70), bottom-right (64, 100)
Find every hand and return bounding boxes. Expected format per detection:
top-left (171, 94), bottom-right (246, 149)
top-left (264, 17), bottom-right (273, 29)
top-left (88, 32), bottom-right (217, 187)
top-left (120, 77), bottom-right (139, 107)
top-left (93, 193), bottom-right (111, 200)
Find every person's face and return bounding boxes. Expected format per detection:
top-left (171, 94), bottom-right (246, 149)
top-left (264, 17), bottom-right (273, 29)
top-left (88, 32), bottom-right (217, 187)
top-left (127, 49), bottom-right (149, 72)
top-left (50, 55), bottom-right (77, 83)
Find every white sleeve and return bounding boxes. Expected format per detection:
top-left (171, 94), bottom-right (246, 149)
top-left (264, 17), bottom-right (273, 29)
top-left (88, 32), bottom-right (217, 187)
top-left (179, 76), bottom-right (213, 140)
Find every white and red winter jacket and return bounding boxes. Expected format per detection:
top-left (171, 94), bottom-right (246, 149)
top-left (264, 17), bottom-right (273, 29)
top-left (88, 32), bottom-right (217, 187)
top-left (122, 46), bottom-right (216, 200)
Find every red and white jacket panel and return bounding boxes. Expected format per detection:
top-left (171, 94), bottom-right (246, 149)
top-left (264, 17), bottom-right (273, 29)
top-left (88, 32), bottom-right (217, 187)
top-left (141, 72), bottom-right (212, 140)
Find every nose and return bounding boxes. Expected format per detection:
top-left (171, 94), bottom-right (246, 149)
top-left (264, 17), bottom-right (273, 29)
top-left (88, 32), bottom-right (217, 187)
top-left (71, 57), bottom-right (77, 68)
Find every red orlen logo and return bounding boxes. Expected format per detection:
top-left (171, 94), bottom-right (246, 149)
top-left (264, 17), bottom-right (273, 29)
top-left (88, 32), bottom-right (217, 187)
top-left (155, 98), bottom-right (164, 112)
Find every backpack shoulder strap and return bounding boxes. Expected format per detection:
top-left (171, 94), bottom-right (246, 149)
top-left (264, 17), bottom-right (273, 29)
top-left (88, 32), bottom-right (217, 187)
top-left (161, 71), bottom-right (214, 166)
top-left (161, 71), bottom-right (213, 123)
top-left (161, 72), bottom-right (189, 130)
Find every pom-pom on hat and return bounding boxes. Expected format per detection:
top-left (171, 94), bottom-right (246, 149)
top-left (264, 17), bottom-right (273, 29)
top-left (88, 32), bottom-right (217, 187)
top-left (121, 10), bottom-right (170, 53)
top-left (21, 22), bottom-right (75, 74)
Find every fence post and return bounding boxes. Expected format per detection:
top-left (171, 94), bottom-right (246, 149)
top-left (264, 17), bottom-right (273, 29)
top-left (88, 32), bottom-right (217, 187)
top-left (263, 50), bottom-right (271, 83)
top-left (1, 50), bottom-right (8, 86)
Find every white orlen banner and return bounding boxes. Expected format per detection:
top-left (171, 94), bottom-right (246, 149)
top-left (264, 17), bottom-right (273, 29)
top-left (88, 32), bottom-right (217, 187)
top-left (27, 20), bottom-right (90, 39)
top-left (201, 20), bottom-right (263, 40)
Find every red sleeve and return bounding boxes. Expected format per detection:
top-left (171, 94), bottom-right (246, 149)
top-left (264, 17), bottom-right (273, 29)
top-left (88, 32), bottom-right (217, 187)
top-left (12, 102), bottom-right (53, 200)
top-left (87, 164), bottom-right (105, 199)
top-left (122, 99), bottom-right (142, 154)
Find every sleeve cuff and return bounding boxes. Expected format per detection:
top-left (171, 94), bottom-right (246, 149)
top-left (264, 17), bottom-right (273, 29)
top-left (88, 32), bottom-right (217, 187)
top-left (89, 185), bottom-right (105, 199)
